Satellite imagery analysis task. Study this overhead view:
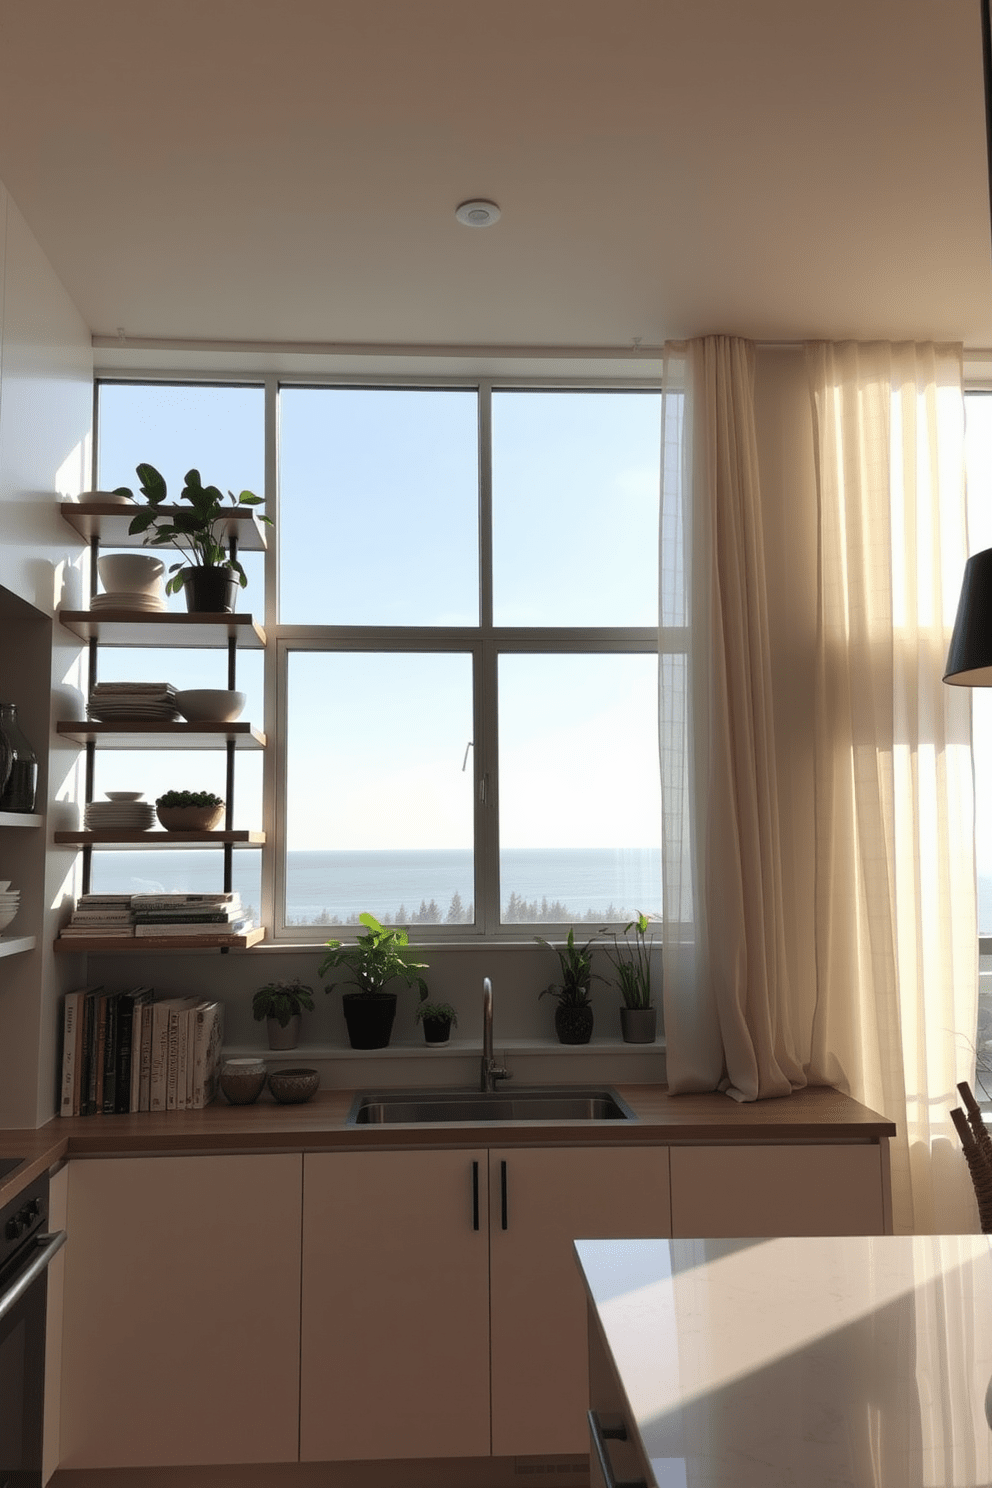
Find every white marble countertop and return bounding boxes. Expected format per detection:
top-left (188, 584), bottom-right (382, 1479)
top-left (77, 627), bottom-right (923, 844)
top-left (575, 1234), bottom-right (992, 1488)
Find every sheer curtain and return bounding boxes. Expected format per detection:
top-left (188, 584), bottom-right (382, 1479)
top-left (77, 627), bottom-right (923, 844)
top-left (807, 341), bottom-right (977, 1235)
top-left (659, 336), bottom-right (805, 1100)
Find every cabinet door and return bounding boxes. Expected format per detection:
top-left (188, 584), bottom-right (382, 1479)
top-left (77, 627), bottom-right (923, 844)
top-left (489, 1145), bottom-right (670, 1457)
top-left (300, 1148), bottom-right (491, 1461)
top-left (60, 1154), bottom-right (302, 1469)
top-left (669, 1143), bottom-right (887, 1237)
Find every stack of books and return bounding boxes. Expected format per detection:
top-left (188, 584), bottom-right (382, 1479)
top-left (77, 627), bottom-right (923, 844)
top-left (60, 987), bottom-right (225, 1116)
top-left (60, 893), bottom-right (135, 938)
top-left (131, 892), bottom-right (251, 938)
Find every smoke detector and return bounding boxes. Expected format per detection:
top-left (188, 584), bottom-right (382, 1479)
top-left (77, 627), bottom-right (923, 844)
top-left (456, 199), bottom-right (501, 227)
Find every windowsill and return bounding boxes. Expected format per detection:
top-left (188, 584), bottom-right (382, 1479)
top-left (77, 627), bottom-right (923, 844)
top-left (222, 1035), bottom-right (666, 1061)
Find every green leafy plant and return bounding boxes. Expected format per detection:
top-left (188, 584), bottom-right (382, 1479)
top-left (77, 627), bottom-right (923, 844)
top-left (155, 789), bottom-right (223, 808)
top-left (116, 463), bottom-right (272, 595)
top-left (414, 1000), bottom-right (457, 1027)
top-left (536, 927), bottom-right (601, 1008)
top-left (319, 912), bottom-right (429, 999)
top-left (252, 978), bottom-right (316, 1028)
top-left (600, 912), bottom-right (654, 1009)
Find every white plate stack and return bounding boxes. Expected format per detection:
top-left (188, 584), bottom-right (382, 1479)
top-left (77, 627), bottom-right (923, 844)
top-left (93, 553), bottom-right (166, 611)
top-left (0, 881), bottom-right (20, 933)
top-left (84, 793), bottom-right (155, 834)
top-left (87, 683), bottom-right (180, 723)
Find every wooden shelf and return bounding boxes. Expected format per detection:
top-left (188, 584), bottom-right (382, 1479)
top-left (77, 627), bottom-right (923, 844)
top-left (54, 829), bottom-right (265, 845)
top-left (57, 610), bottom-right (266, 648)
top-left (0, 811), bottom-right (42, 828)
top-left (0, 935), bottom-right (36, 958)
top-left (60, 501), bottom-right (269, 552)
top-left (57, 721), bottom-right (265, 750)
top-left (54, 926), bottom-right (267, 953)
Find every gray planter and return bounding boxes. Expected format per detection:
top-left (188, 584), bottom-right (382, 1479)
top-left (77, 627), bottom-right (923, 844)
top-left (619, 1006), bottom-right (656, 1044)
top-left (266, 1013), bottom-right (301, 1051)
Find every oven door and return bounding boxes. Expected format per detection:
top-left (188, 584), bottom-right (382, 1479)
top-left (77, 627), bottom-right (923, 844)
top-left (0, 1231), bottom-right (67, 1488)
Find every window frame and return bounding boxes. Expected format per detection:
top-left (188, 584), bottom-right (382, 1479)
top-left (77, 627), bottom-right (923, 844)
top-left (95, 370), bottom-right (675, 943)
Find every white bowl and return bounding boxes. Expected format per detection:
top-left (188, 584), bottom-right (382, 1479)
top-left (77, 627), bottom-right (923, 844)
top-left (0, 881), bottom-right (9, 891)
top-left (97, 553), bottom-right (165, 598)
top-left (105, 791), bottom-right (143, 801)
top-left (174, 689), bottom-right (246, 723)
top-left (0, 907), bottom-right (17, 932)
top-left (78, 490), bottom-right (133, 505)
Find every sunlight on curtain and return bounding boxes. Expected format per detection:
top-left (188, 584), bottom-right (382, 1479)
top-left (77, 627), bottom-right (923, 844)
top-left (807, 342), bottom-right (976, 1235)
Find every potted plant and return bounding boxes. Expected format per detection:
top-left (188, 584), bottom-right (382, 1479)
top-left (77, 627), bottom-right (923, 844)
top-left (536, 927), bottom-right (601, 1045)
top-left (252, 977), bottom-right (315, 1051)
top-left (155, 789), bottom-right (224, 832)
top-left (600, 912), bottom-right (658, 1043)
top-left (415, 1000), bottom-right (458, 1047)
top-left (115, 463), bottom-right (272, 613)
top-left (319, 912), bottom-right (429, 1049)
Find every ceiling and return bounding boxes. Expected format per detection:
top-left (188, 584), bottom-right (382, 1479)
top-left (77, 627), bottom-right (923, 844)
top-left (0, 0), bottom-right (989, 355)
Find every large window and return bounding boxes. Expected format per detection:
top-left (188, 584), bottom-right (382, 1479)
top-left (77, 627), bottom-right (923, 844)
top-left (94, 378), bottom-right (667, 937)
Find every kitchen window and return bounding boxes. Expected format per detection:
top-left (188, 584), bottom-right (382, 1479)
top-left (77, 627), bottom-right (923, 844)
top-left (95, 378), bottom-right (669, 939)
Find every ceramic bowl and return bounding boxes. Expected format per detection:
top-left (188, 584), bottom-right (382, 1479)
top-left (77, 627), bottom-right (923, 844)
top-left (219, 1058), bottom-right (267, 1106)
top-left (78, 490), bottom-right (133, 505)
top-left (0, 881), bottom-right (9, 892)
top-left (0, 906), bottom-right (18, 933)
top-left (267, 1067), bottom-right (320, 1105)
top-left (105, 791), bottom-right (143, 801)
top-left (157, 802), bottom-right (225, 832)
top-left (97, 552), bottom-right (165, 597)
top-left (174, 690), bottom-right (246, 724)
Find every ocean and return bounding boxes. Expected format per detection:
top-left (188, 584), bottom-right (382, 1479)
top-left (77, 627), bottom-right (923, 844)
top-left (89, 847), bottom-right (662, 927)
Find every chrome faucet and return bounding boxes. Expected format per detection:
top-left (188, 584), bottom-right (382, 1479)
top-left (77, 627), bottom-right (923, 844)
top-left (481, 977), bottom-right (511, 1094)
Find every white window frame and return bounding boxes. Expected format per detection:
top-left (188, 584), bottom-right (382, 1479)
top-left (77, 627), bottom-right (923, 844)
top-left (95, 370), bottom-right (675, 944)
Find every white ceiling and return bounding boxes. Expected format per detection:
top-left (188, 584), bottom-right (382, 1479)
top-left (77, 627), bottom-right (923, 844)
top-left (0, 0), bottom-right (989, 354)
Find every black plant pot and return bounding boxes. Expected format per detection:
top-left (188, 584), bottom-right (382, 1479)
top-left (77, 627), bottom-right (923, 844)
top-left (342, 991), bottom-right (398, 1050)
top-left (554, 1004), bottom-right (594, 1045)
top-left (181, 566), bottom-right (240, 613)
top-left (421, 1015), bottom-right (453, 1046)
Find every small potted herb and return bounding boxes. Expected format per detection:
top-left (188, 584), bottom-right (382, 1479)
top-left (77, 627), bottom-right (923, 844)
top-left (600, 913), bottom-right (658, 1043)
top-left (319, 912), bottom-right (429, 1049)
top-left (155, 789), bottom-right (224, 832)
top-left (536, 927), bottom-right (601, 1045)
top-left (116, 463), bottom-right (272, 612)
top-left (252, 977), bottom-right (315, 1050)
top-left (415, 1000), bottom-right (458, 1047)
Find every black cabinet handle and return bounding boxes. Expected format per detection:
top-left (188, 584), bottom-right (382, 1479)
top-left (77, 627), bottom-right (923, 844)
top-left (500, 1159), bottom-right (508, 1230)
top-left (588, 1411), bottom-right (646, 1488)
top-left (472, 1160), bottom-right (479, 1230)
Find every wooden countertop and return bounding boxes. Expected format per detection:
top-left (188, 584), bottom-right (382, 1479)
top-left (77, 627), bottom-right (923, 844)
top-left (0, 1083), bottom-right (895, 1206)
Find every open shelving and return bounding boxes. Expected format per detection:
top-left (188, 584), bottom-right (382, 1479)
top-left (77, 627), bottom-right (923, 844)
top-left (0, 935), bottom-right (37, 959)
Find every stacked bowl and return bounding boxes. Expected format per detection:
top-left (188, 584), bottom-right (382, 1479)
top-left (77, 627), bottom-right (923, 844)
top-left (93, 554), bottom-right (166, 613)
top-left (0, 880), bottom-right (20, 934)
top-left (84, 792), bottom-right (155, 834)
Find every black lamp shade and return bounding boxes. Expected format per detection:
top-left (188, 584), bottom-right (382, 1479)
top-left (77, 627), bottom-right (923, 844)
top-left (945, 548), bottom-right (992, 684)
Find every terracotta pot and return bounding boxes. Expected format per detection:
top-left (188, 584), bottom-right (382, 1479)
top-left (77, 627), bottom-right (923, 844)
top-left (554, 1003), bottom-right (594, 1045)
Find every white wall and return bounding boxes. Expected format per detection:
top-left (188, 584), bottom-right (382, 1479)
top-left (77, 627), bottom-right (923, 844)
top-left (0, 179), bottom-right (93, 1126)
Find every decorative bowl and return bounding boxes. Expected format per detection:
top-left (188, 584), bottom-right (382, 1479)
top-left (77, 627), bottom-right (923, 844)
top-left (78, 490), bottom-right (133, 505)
top-left (156, 803), bottom-right (225, 832)
top-left (0, 906), bottom-right (18, 932)
top-left (105, 790), bottom-right (143, 801)
top-left (267, 1067), bottom-right (320, 1105)
top-left (174, 690), bottom-right (246, 724)
top-left (220, 1058), bottom-right (267, 1105)
top-left (97, 552), bottom-right (165, 598)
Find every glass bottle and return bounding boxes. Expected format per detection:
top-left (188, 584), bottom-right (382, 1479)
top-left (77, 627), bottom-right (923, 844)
top-left (0, 703), bottom-right (38, 813)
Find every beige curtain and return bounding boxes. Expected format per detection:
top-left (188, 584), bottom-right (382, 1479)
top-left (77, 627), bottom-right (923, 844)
top-left (807, 341), bottom-right (977, 1235)
top-left (660, 336), bottom-right (806, 1100)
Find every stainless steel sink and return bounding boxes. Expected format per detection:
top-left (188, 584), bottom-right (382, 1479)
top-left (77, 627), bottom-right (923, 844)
top-left (347, 1086), bottom-right (636, 1126)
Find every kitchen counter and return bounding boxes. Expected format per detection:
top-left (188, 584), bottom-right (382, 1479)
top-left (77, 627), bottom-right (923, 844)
top-left (0, 1083), bottom-right (894, 1206)
top-left (576, 1232), bottom-right (992, 1487)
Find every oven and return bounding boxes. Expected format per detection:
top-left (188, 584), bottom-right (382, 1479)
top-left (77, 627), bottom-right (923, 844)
top-left (0, 1170), bottom-right (66, 1488)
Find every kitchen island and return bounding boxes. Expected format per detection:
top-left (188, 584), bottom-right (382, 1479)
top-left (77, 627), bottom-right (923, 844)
top-left (576, 1233), bottom-right (992, 1488)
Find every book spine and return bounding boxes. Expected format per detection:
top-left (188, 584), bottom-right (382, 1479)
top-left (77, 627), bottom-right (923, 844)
top-left (114, 994), bottom-right (135, 1114)
top-left (83, 992), bottom-right (100, 1116)
top-left (139, 1001), bottom-right (155, 1112)
top-left (149, 1003), bottom-right (172, 1112)
top-left (60, 992), bottom-right (80, 1117)
top-left (101, 993), bottom-right (121, 1114)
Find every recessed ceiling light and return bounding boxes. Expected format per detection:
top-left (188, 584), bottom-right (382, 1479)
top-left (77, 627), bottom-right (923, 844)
top-left (456, 199), bottom-right (501, 228)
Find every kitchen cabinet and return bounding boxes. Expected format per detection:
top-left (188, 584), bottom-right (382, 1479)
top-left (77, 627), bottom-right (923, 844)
top-left (300, 1148), bottom-right (492, 1461)
top-left (669, 1141), bottom-right (888, 1237)
top-left (59, 1153), bottom-right (302, 1469)
top-left (300, 1145), bottom-right (670, 1463)
top-left (489, 1145), bottom-right (671, 1456)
